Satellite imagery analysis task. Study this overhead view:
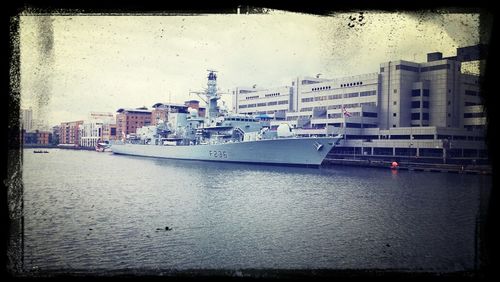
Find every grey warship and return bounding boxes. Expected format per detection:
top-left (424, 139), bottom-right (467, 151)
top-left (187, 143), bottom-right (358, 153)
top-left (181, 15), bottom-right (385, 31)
top-left (111, 71), bottom-right (343, 167)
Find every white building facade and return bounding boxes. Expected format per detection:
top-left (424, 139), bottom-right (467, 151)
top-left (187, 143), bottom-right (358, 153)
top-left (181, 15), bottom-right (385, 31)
top-left (79, 112), bottom-right (116, 148)
top-left (231, 44), bottom-right (488, 161)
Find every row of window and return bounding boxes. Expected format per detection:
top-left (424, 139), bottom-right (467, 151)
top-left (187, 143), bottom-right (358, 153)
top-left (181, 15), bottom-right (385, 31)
top-left (329, 94), bottom-right (342, 100)
top-left (360, 102), bottom-right (377, 107)
top-left (126, 115), bottom-right (150, 119)
top-left (464, 102), bottom-right (479, 106)
top-left (420, 64), bottom-right (450, 72)
top-left (395, 64), bottom-right (420, 72)
top-left (464, 112), bottom-right (486, 118)
top-left (363, 112), bottom-right (378, 118)
top-left (224, 117), bottom-right (257, 122)
top-left (302, 92), bottom-right (373, 103)
top-left (411, 89), bottom-right (430, 97)
top-left (312, 86), bottom-right (331, 91)
top-left (360, 90), bottom-right (376, 97)
top-left (341, 81), bottom-right (363, 88)
top-left (465, 90), bottom-right (478, 96)
top-left (328, 105), bottom-right (342, 110)
top-left (245, 95), bottom-right (259, 100)
top-left (411, 101), bottom-right (430, 108)
top-left (344, 92), bottom-right (359, 98)
top-left (265, 93), bottom-right (281, 97)
top-left (239, 100), bottom-right (289, 108)
top-left (327, 112), bottom-right (361, 118)
top-left (326, 112), bottom-right (377, 118)
top-left (437, 134), bottom-right (484, 141)
top-left (344, 103), bottom-right (359, 108)
top-left (411, 113), bottom-right (430, 120)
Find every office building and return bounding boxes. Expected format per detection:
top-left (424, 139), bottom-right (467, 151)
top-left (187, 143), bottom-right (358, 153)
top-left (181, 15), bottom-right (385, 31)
top-left (232, 44), bottom-right (488, 162)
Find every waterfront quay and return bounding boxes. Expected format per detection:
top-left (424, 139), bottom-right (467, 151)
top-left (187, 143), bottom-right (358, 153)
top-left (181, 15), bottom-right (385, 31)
top-left (323, 157), bottom-right (491, 175)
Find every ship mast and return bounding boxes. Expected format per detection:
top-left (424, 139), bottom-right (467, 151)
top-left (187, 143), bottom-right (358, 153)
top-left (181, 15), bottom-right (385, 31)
top-left (206, 69), bottom-right (220, 119)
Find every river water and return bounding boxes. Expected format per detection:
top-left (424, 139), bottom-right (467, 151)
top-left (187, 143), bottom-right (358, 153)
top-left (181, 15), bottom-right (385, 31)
top-left (20, 148), bottom-right (491, 273)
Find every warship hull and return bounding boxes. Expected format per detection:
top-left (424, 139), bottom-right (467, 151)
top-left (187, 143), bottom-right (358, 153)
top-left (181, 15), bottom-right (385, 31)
top-left (111, 137), bottom-right (340, 167)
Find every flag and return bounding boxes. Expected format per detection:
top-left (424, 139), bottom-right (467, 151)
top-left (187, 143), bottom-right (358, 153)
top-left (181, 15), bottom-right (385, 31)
top-left (342, 106), bottom-right (352, 117)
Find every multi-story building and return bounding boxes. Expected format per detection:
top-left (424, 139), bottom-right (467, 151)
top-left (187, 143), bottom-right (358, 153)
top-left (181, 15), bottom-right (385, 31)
top-left (79, 122), bottom-right (103, 148)
top-left (232, 44), bottom-right (488, 163)
top-left (233, 86), bottom-right (292, 119)
top-left (60, 120), bottom-right (84, 146)
top-left (23, 130), bottom-right (37, 144)
top-left (116, 107), bottom-right (152, 140)
top-left (101, 123), bottom-right (117, 142)
top-left (151, 101), bottom-right (206, 126)
top-left (36, 131), bottom-right (52, 145)
top-left (22, 130), bottom-right (52, 146)
top-left (79, 112), bottom-right (116, 148)
top-left (185, 100), bottom-right (206, 117)
top-left (51, 125), bottom-right (60, 145)
top-left (21, 108), bottom-right (33, 132)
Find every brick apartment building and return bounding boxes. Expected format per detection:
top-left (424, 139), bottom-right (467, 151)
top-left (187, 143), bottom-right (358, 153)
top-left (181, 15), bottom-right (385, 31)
top-left (60, 120), bottom-right (84, 145)
top-left (116, 108), bottom-right (152, 140)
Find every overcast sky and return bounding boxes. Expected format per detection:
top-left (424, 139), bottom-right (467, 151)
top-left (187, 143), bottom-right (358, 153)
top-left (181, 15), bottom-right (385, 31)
top-left (19, 10), bottom-right (483, 128)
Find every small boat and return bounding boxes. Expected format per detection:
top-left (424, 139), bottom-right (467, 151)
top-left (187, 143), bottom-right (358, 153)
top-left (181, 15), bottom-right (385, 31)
top-left (95, 142), bottom-right (112, 152)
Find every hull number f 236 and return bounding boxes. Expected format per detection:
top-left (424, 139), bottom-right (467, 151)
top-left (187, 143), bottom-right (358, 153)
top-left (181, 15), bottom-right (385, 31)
top-left (209, 150), bottom-right (228, 158)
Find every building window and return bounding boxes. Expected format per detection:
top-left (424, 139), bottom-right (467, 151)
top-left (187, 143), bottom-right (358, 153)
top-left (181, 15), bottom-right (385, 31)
top-left (420, 64), bottom-right (450, 72)
top-left (448, 113), bottom-right (451, 117)
top-left (393, 101), bottom-right (397, 105)
top-left (360, 90), bottom-right (376, 97)
top-left (343, 92), bottom-right (359, 98)
top-left (423, 101), bottom-right (429, 108)
top-left (362, 112), bottom-right (378, 118)
top-left (464, 112), bottom-right (485, 118)
top-left (423, 89), bottom-right (430, 96)
top-left (380, 67), bottom-right (384, 72)
top-left (422, 113), bottom-right (429, 120)
top-left (411, 89), bottom-right (421, 97)
top-left (411, 113), bottom-right (420, 120)
top-left (465, 90), bottom-right (477, 96)
top-left (411, 101), bottom-right (420, 108)
top-left (394, 89), bottom-right (397, 93)
top-left (393, 113), bottom-right (397, 117)
top-left (393, 124), bottom-right (396, 127)
top-left (395, 64), bottom-right (419, 72)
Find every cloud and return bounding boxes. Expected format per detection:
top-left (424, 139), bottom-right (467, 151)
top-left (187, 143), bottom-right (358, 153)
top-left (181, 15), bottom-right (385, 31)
top-left (19, 11), bottom-right (482, 127)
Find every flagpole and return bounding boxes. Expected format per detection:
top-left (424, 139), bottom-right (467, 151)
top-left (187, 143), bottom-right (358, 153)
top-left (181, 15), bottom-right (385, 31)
top-left (342, 106), bottom-right (346, 141)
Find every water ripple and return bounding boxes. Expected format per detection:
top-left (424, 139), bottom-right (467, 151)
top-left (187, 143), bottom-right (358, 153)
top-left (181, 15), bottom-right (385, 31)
top-left (21, 149), bottom-right (490, 271)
